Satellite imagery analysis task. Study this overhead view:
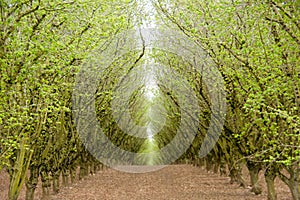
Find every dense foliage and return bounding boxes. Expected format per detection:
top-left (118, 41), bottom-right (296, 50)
top-left (0, 0), bottom-right (299, 200)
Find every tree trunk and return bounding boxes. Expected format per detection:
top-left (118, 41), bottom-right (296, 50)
top-left (229, 164), bottom-right (246, 188)
top-left (89, 162), bottom-right (95, 175)
top-left (79, 162), bottom-right (88, 180)
top-left (93, 162), bottom-right (99, 173)
top-left (52, 170), bottom-right (60, 194)
top-left (213, 162), bottom-right (219, 174)
top-left (25, 167), bottom-right (39, 200)
top-left (296, 170), bottom-right (300, 200)
top-left (247, 161), bottom-right (262, 195)
top-left (98, 163), bottom-right (105, 171)
top-left (278, 166), bottom-right (300, 200)
top-left (220, 158), bottom-right (227, 176)
top-left (194, 158), bottom-right (202, 167)
top-left (265, 167), bottom-right (277, 200)
top-left (70, 167), bottom-right (77, 184)
top-left (40, 171), bottom-right (51, 200)
top-left (290, 173), bottom-right (300, 200)
top-left (8, 140), bottom-right (33, 200)
top-left (291, 167), bottom-right (300, 200)
top-left (205, 156), bottom-right (213, 172)
top-left (62, 168), bottom-right (69, 187)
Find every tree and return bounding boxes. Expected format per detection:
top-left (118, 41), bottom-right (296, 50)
top-left (0, 0), bottom-right (134, 199)
top-left (155, 0), bottom-right (300, 199)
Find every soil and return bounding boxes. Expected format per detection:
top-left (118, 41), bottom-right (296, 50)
top-left (0, 164), bottom-right (293, 200)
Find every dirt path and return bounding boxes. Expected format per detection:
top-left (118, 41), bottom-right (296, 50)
top-left (48, 165), bottom-right (291, 200)
top-left (0, 165), bottom-right (292, 200)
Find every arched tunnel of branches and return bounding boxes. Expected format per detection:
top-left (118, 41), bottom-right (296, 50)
top-left (0, 0), bottom-right (299, 200)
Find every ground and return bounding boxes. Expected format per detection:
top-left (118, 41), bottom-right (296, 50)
top-left (0, 165), bottom-right (292, 200)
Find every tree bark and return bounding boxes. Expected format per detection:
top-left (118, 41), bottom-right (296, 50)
top-left (278, 166), bottom-right (300, 200)
top-left (62, 168), bottom-right (69, 187)
top-left (40, 171), bottom-right (51, 200)
top-left (220, 158), bottom-right (227, 176)
top-left (205, 156), bottom-right (213, 172)
top-left (229, 164), bottom-right (246, 188)
top-left (25, 167), bottom-right (39, 200)
top-left (213, 157), bottom-right (220, 174)
top-left (70, 167), bottom-right (77, 184)
top-left (79, 162), bottom-right (88, 180)
top-left (265, 167), bottom-right (277, 200)
top-left (247, 161), bottom-right (262, 195)
top-left (52, 170), bottom-right (60, 194)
